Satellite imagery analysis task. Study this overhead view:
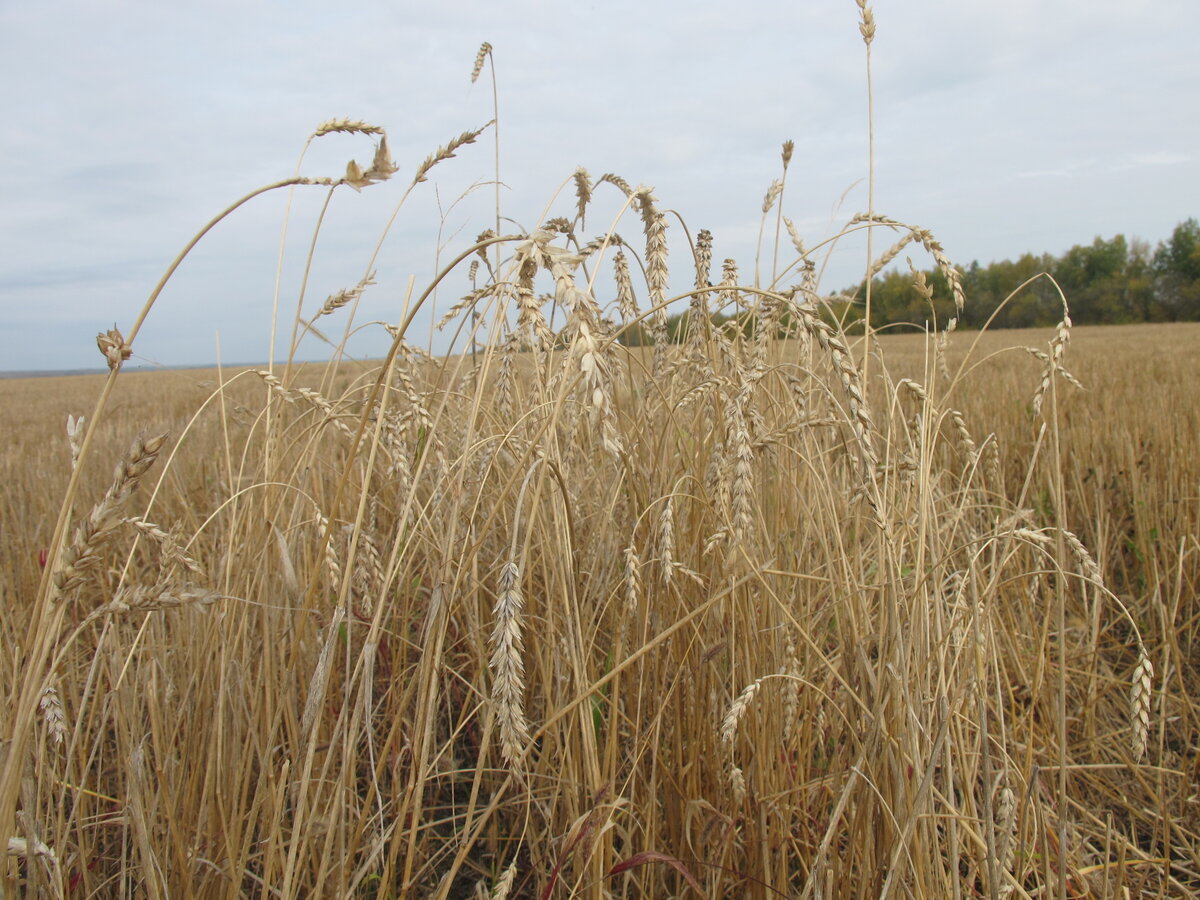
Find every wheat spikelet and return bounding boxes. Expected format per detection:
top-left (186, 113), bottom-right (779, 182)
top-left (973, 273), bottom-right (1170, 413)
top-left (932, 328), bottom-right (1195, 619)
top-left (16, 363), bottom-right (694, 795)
top-left (341, 133), bottom-right (399, 191)
top-left (706, 438), bottom-right (729, 514)
top-left (751, 291), bottom-right (779, 374)
top-left (490, 561), bottom-right (530, 767)
top-left (470, 42), bottom-right (492, 83)
top-left (352, 518), bottom-right (382, 604)
top-left (298, 603), bottom-right (346, 760)
top-left (658, 496), bottom-right (676, 586)
top-left (271, 522), bottom-right (301, 596)
top-left (54, 432), bottom-right (168, 596)
top-left (983, 435), bottom-right (1002, 487)
top-left (489, 859), bottom-right (517, 899)
top-left (994, 781), bottom-right (1017, 899)
top-left (788, 297), bottom-right (879, 475)
top-left (597, 172), bottom-right (633, 198)
top-left (255, 370), bottom-right (356, 439)
top-left (572, 167), bottom-right (592, 224)
top-left (540, 231), bottom-right (623, 456)
top-left (578, 230), bottom-right (622, 260)
top-left (125, 518), bottom-right (205, 577)
top-left (614, 249), bottom-right (638, 321)
top-left (623, 544), bottom-right (642, 614)
top-left (314, 272), bottom-right (376, 319)
top-left (702, 528), bottom-right (728, 556)
top-left (693, 228), bottom-right (713, 303)
top-left (1022, 347), bottom-right (1084, 393)
top-left (496, 332), bottom-right (517, 422)
top-left (96, 326), bottom-right (132, 370)
top-left (412, 124), bottom-right (490, 186)
top-left (719, 258), bottom-right (740, 320)
top-left (907, 259), bottom-right (935, 312)
top-left (514, 283), bottom-right (553, 351)
top-left (1131, 647), bottom-right (1153, 762)
top-left (783, 216), bottom-right (807, 259)
top-left (89, 583), bottom-right (218, 620)
top-left (948, 409), bottom-right (978, 467)
top-left (782, 635), bottom-right (801, 742)
top-left (856, 0), bottom-right (876, 44)
top-left (6, 836), bottom-right (56, 862)
top-left (1031, 309), bottom-right (1076, 416)
top-left (314, 511), bottom-right (343, 589)
top-left (637, 187), bottom-right (669, 307)
top-left (37, 685), bottom-right (65, 747)
top-left (865, 234), bottom-right (915, 281)
top-left (852, 215), bottom-right (965, 311)
top-left (899, 377), bottom-right (929, 404)
top-left (726, 387), bottom-right (756, 542)
top-left (730, 766), bottom-right (747, 803)
top-left (313, 118), bottom-right (384, 138)
top-left (635, 187), bottom-right (672, 371)
top-left (722, 676), bottom-right (765, 746)
top-left (762, 178), bottom-right (784, 215)
top-left (65, 415), bottom-right (84, 472)
top-left (437, 286), bottom-right (492, 331)
top-left (1061, 528), bottom-right (1103, 587)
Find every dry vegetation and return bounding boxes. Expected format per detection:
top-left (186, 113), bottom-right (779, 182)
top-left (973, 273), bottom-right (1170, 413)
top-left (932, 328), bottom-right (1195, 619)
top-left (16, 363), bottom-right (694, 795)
top-left (3, 14), bottom-right (1199, 899)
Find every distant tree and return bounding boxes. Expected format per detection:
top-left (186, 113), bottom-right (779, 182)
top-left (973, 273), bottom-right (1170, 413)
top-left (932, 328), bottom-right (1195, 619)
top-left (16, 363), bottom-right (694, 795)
top-left (1123, 238), bottom-right (1159, 321)
top-left (962, 253), bottom-right (1060, 329)
top-left (1052, 235), bottom-right (1133, 324)
top-left (1153, 218), bottom-right (1200, 320)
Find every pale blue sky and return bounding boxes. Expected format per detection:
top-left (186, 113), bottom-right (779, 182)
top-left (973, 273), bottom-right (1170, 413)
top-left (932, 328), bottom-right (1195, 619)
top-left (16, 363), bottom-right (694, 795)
top-left (1, 0), bottom-right (1196, 371)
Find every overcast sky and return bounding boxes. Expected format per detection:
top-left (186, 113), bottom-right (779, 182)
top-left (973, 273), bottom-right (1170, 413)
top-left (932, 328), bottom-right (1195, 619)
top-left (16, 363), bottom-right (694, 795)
top-left (1, 0), bottom-right (1196, 373)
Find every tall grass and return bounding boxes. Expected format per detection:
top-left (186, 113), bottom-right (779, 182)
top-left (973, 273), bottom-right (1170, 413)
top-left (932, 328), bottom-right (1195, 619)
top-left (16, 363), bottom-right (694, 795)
top-left (3, 13), bottom-right (1198, 898)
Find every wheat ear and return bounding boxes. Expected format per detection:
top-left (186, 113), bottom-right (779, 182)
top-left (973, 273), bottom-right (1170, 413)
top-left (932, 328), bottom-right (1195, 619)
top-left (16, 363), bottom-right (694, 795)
top-left (490, 561), bottom-right (530, 767)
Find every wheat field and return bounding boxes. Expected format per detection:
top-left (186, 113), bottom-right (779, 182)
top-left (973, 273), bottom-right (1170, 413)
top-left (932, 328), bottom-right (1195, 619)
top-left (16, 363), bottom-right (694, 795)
top-left (3, 17), bottom-right (1200, 899)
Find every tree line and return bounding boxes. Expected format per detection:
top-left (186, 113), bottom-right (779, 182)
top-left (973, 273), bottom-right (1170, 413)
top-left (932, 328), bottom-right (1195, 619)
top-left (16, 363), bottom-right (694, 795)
top-left (614, 218), bottom-right (1199, 345)
top-left (843, 217), bottom-right (1200, 330)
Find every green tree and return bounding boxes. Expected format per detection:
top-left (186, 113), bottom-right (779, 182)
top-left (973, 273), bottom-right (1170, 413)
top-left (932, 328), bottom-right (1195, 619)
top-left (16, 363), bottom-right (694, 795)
top-left (1153, 218), bottom-right (1200, 320)
top-left (1053, 235), bottom-right (1130, 324)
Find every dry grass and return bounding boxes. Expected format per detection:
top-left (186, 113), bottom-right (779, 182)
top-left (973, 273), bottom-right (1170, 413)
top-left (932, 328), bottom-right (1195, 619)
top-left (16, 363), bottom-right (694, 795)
top-left (3, 18), bottom-right (1199, 898)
